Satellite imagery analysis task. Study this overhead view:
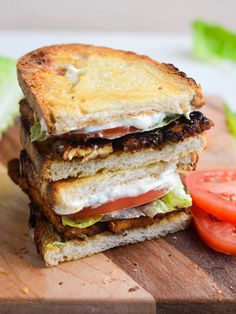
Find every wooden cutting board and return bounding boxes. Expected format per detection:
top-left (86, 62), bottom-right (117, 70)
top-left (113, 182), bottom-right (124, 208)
top-left (0, 97), bottom-right (236, 314)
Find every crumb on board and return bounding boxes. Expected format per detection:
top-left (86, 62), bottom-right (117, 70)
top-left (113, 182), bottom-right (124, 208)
top-left (102, 276), bottom-right (117, 284)
top-left (14, 247), bottom-right (29, 255)
top-left (0, 267), bottom-right (8, 275)
top-left (128, 286), bottom-right (140, 293)
top-left (21, 286), bottom-right (29, 294)
top-left (58, 281), bottom-right (63, 285)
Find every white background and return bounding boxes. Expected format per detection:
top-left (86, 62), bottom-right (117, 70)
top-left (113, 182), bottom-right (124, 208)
top-left (0, 0), bottom-right (236, 109)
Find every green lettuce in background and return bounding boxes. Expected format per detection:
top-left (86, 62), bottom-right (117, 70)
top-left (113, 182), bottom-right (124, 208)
top-left (224, 104), bottom-right (236, 142)
top-left (0, 56), bottom-right (22, 138)
top-left (192, 20), bottom-right (236, 140)
top-left (192, 20), bottom-right (236, 62)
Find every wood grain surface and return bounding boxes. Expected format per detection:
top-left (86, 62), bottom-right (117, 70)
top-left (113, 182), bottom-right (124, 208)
top-left (0, 97), bottom-right (236, 313)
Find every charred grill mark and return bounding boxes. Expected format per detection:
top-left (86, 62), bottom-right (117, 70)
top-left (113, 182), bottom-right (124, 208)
top-left (112, 111), bottom-right (213, 152)
top-left (163, 112), bottom-right (214, 143)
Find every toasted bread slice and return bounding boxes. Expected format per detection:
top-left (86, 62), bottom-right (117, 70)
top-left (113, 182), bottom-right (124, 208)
top-left (34, 210), bottom-right (191, 267)
top-left (17, 44), bottom-right (204, 136)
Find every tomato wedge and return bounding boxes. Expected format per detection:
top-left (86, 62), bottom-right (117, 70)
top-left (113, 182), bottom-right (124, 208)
top-left (59, 126), bottom-right (139, 140)
top-left (186, 169), bottom-right (236, 224)
top-left (65, 188), bottom-right (168, 219)
top-left (191, 204), bottom-right (236, 256)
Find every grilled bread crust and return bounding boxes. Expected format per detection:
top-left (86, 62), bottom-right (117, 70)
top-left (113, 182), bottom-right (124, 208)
top-left (17, 44), bottom-right (204, 136)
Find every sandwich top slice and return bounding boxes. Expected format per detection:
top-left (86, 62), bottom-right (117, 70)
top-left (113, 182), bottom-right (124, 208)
top-left (17, 44), bottom-right (204, 140)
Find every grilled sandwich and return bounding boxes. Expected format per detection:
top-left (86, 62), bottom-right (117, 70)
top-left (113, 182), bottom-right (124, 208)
top-left (8, 44), bottom-right (213, 267)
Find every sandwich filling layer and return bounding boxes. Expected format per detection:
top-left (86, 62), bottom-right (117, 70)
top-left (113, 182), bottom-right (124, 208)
top-left (8, 158), bottom-right (192, 240)
top-left (20, 100), bottom-right (213, 163)
top-left (50, 165), bottom-right (180, 215)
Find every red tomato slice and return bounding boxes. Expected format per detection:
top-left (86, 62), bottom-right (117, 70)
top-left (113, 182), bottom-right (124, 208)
top-left (191, 204), bottom-right (236, 256)
top-left (65, 188), bottom-right (168, 219)
top-left (186, 169), bottom-right (236, 224)
top-left (59, 126), bottom-right (139, 140)
top-left (97, 126), bottom-right (138, 139)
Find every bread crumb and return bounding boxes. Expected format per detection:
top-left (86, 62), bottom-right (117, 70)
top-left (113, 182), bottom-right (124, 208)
top-left (103, 277), bottom-right (116, 284)
top-left (0, 267), bottom-right (8, 275)
top-left (21, 286), bottom-right (29, 294)
top-left (128, 286), bottom-right (140, 293)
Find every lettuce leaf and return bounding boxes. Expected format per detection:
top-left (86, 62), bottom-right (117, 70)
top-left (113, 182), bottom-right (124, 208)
top-left (154, 114), bottom-right (180, 129)
top-left (142, 183), bottom-right (192, 217)
top-left (192, 20), bottom-right (236, 62)
top-left (142, 199), bottom-right (173, 217)
top-left (62, 215), bottom-right (102, 228)
top-left (161, 183), bottom-right (192, 209)
top-left (224, 103), bottom-right (236, 141)
top-left (30, 122), bottom-right (47, 142)
top-left (0, 56), bottom-right (23, 138)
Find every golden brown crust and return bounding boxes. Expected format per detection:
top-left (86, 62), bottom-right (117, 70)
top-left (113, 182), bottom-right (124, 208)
top-left (108, 216), bottom-right (154, 233)
top-left (17, 44), bottom-right (204, 135)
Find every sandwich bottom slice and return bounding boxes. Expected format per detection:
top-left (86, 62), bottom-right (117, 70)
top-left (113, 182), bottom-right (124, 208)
top-left (9, 158), bottom-right (192, 267)
top-left (35, 209), bottom-right (191, 267)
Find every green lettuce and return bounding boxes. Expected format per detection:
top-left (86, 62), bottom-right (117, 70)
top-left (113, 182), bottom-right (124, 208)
top-left (62, 215), bottom-right (102, 228)
top-left (154, 114), bottom-right (180, 129)
top-left (162, 183), bottom-right (192, 209)
top-left (30, 121), bottom-right (47, 142)
top-left (192, 20), bottom-right (236, 62)
top-left (142, 199), bottom-right (173, 217)
top-left (142, 183), bottom-right (192, 217)
top-left (0, 56), bottom-right (23, 138)
top-left (224, 104), bottom-right (236, 141)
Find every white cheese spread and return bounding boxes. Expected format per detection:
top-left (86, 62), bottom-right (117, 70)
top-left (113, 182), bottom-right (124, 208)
top-left (53, 166), bottom-right (180, 215)
top-left (84, 112), bottom-right (166, 133)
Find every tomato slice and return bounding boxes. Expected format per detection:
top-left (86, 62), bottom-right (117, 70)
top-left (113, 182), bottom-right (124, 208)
top-left (59, 126), bottom-right (139, 140)
top-left (191, 204), bottom-right (236, 256)
top-left (64, 188), bottom-right (168, 219)
top-left (186, 169), bottom-right (236, 224)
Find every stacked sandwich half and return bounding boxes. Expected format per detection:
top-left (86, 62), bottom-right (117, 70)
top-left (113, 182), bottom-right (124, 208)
top-left (8, 44), bottom-right (213, 266)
